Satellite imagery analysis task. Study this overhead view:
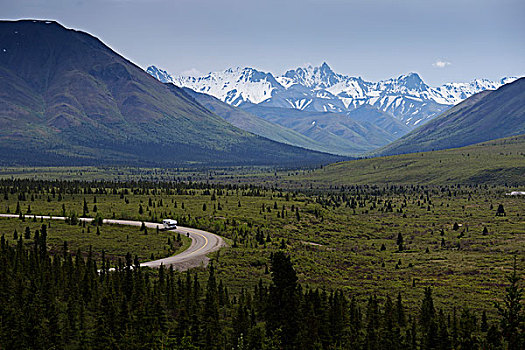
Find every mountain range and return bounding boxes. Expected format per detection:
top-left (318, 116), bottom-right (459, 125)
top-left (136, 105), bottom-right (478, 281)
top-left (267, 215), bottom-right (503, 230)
top-left (147, 64), bottom-right (517, 128)
top-left (0, 20), bottom-right (343, 166)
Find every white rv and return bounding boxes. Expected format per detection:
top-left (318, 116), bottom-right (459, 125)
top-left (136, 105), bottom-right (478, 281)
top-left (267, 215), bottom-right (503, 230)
top-left (162, 219), bottom-right (178, 230)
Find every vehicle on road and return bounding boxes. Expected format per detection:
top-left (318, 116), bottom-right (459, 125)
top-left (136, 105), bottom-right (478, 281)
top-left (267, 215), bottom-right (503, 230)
top-left (162, 219), bottom-right (178, 230)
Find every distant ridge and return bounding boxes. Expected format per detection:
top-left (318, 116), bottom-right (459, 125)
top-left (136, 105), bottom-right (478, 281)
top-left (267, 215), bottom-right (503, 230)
top-left (243, 105), bottom-right (398, 155)
top-left (178, 87), bottom-right (338, 155)
top-left (181, 85), bottom-right (403, 156)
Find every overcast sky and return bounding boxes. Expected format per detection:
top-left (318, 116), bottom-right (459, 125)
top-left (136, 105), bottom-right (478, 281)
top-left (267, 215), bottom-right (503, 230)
top-left (2, 0), bottom-right (524, 85)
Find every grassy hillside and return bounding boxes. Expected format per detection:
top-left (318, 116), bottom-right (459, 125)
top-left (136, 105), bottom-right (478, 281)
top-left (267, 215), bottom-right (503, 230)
top-left (0, 20), bottom-right (343, 167)
top-left (293, 135), bottom-right (525, 186)
top-left (377, 78), bottom-right (525, 156)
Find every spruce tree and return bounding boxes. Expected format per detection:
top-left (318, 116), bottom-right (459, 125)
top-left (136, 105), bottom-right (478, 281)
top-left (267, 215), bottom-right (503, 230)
top-left (83, 198), bottom-right (89, 216)
top-left (420, 287), bottom-right (437, 349)
top-left (202, 264), bottom-right (220, 349)
top-left (396, 292), bottom-right (406, 327)
top-left (397, 232), bottom-right (404, 251)
top-left (495, 257), bottom-right (523, 350)
top-left (267, 251), bottom-right (299, 349)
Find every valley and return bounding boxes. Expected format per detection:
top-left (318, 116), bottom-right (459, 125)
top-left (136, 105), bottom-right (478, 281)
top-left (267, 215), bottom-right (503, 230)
top-left (0, 14), bottom-right (523, 350)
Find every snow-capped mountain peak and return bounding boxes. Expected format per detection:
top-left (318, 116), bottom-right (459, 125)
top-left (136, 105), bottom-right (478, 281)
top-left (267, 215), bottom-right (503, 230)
top-left (500, 77), bottom-right (517, 85)
top-left (147, 64), bottom-right (520, 128)
top-left (394, 72), bottom-right (427, 91)
top-left (147, 66), bottom-right (175, 84)
top-left (435, 77), bottom-right (518, 104)
top-left (282, 62), bottom-right (341, 89)
top-left (168, 66), bottom-right (282, 106)
top-left (372, 72), bottom-right (430, 96)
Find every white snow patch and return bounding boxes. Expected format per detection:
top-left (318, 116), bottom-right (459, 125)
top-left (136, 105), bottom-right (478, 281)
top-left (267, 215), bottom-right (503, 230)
top-left (405, 96), bottom-right (423, 102)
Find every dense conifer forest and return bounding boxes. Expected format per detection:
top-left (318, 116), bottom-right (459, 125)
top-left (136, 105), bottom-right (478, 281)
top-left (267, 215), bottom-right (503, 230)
top-left (0, 231), bottom-right (523, 349)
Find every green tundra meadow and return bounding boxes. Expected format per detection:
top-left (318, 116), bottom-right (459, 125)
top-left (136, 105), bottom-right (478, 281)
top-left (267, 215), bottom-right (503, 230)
top-left (1, 176), bottom-right (523, 315)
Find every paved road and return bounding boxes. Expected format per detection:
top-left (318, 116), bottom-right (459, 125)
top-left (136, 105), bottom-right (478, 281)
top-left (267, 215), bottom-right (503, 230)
top-left (0, 214), bottom-right (225, 270)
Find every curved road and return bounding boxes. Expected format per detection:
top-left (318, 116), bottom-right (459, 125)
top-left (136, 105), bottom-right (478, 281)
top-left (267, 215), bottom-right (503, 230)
top-left (0, 214), bottom-right (225, 270)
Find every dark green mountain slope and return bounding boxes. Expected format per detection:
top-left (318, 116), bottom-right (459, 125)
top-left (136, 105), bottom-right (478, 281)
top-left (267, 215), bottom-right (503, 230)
top-left (179, 87), bottom-right (339, 154)
top-left (0, 20), bottom-right (342, 166)
top-left (376, 78), bottom-right (525, 156)
top-left (244, 106), bottom-right (398, 155)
